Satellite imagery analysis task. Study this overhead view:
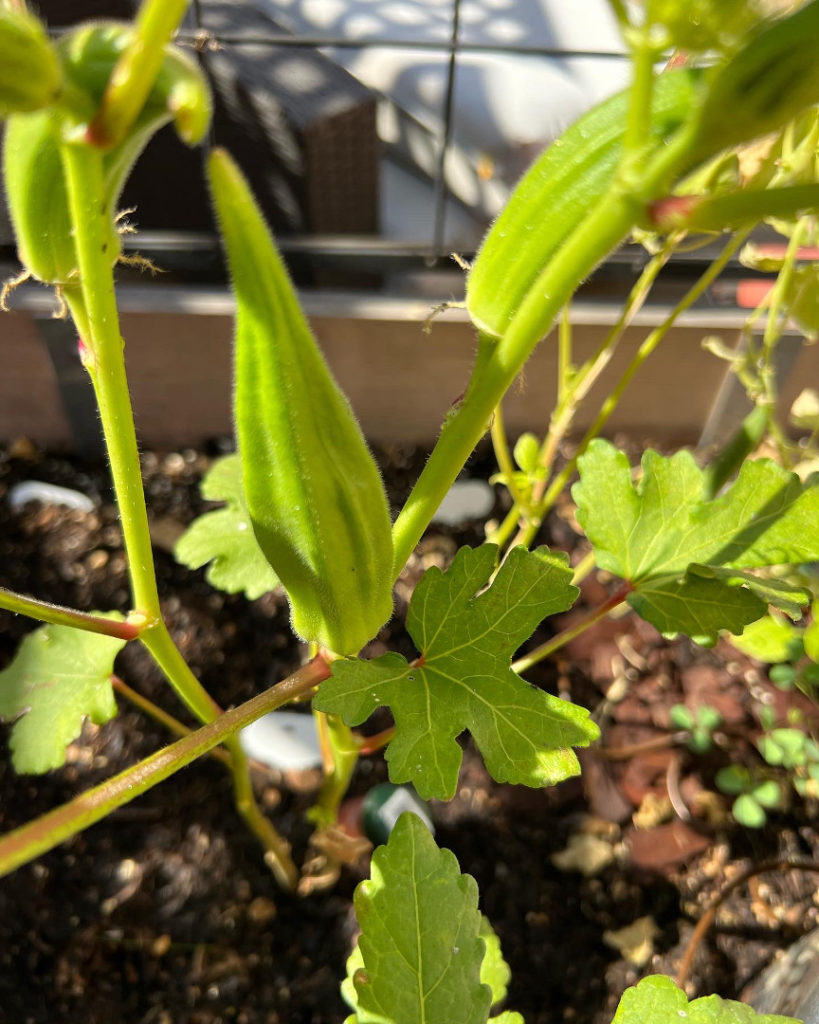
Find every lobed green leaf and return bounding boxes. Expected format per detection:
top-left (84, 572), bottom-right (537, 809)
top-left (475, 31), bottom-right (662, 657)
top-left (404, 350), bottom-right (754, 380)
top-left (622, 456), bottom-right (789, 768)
top-left (611, 974), bottom-right (799, 1024)
top-left (573, 441), bottom-right (819, 643)
top-left (0, 621), bottom-right (126, 773)
top-left (316, 544), bottom-right (596, 800)
top-left (174, 455), bottom-right (279, 601)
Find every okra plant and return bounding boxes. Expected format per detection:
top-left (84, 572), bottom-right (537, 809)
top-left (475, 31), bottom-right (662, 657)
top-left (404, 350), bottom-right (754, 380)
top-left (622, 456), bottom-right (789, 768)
top-left (1, 0), bottom-right (819, 1020)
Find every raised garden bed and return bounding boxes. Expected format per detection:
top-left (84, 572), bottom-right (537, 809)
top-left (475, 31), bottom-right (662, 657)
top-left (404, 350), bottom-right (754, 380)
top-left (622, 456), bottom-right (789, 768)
top-left (1, 439), bottom-right (817, 1024)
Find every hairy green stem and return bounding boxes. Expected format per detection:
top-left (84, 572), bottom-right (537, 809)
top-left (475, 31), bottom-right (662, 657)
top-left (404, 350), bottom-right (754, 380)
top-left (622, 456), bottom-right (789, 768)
top-left (59, 148), bottom-right (159, 622)
top-left (311, 713), bottom-right (360, 827)
top-left (491, 239), bottom-right (672, 554)
top-left (391, 126), bottom-right (696, 576)
top-left (512, 587), bottom-right (630, 674)
top-left (0, 656), bottom-right (330, 879)
top-left (111, 676), bottom-right (231, 765)
top-left (759, 218), bottom-right (807, 466)
top-left (519, 227), bottom-right (750, 546)
top-left (489, 403), bottom-right (530, 517)
top-left (59, 139), bottom-right (296, 880)
top-left (571, 550), bottom-right (597, 586)
top-left (620, 30), bottom-right (657, 178)
top-left (0, 586), bottom-right (142, 640)
top-left (88, 0), bottom-right (190, 147)
top-left (558, 305), bottom-right (572, 405)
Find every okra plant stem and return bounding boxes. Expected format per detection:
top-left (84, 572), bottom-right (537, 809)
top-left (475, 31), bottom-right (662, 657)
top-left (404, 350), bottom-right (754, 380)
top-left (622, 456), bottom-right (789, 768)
top-left (59, 148), bottom-right (160, 623)
top-left (487, 240), bottom-right (673, 551)
top-left (512, 586), bottom-right (631, 674)
top-left (59, 139), bottom-right (296, 883)
top-left (392, 194), bottom-right (636, 576)
top-left (759, 217), bottom-right (808, 467)
top-left (0, 655), bottom-right (331, 879)
top-left (111, 676), bottom-right (231, 766)
top-left (393, 101), bottom-right (702, 575)
top-left (489, 402), bottom-right (531, 517)
top-left (514, 227), bottom-right (750, 549)
top-left (0, 586), bottom-right (142, 640)
top-left (619, 27), bottom-right (657, 179)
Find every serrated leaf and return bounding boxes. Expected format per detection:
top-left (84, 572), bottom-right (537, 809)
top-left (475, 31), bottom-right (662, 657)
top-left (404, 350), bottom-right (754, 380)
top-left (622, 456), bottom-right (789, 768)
top-left (629, 572), bottom-right (766, 646)
top-left (688, 565), bottom-right (811, 620)
top-left (175, 455), bottom-right (279, 601)
top-left (573, 441), bottom-right (819, 643)
top-left (344, 902), bottom-right (518, 1023)
top-left (0, 622), bottom-right (126, 773)
top-left (345, 813), bottom-right (492, 1024)
top-left (731, 614), bottom-right (804, 663)
top-left (611, 974), bottom-right (799, 1024)
top-left (479, 917), bottom-right (511, 1008)
top-left (315, 544), bottom-right (597, 800)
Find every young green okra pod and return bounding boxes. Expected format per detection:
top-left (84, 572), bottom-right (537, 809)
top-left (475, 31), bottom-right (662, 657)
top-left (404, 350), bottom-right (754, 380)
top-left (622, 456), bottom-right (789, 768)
top-left (466, 68), bottom-right (702, 341)
top-left (207, 149), bottom-right (395, 657)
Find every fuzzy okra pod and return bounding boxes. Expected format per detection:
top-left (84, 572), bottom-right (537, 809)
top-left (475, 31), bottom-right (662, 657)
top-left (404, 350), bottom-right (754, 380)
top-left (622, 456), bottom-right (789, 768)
top-left (207, 149), bottom-right (395, 657)
top-left (693, 0), bottom-right (819, 158)
top-left (465, 68), bottom-right (702, 340)
top-left (3, 21), bottom-right (210, 288)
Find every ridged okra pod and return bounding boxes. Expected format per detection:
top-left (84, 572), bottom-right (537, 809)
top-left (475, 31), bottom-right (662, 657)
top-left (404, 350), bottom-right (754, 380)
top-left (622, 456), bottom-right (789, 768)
top-left (207, 149), bottom-right (395, 657)
top-left (693, 0), bottom-right (819, 158)
top-left (466, 68), bottom-right (702, 340)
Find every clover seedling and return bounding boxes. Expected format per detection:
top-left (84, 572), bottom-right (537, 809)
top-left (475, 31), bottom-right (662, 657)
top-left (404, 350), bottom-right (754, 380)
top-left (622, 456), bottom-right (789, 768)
top-left (670, 704), bottom-right (723, 754)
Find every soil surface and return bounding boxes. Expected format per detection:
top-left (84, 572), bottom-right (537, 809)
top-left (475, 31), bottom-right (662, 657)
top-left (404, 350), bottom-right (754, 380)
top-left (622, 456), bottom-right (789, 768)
top-left (0, 440), bottom-right (818, 1024)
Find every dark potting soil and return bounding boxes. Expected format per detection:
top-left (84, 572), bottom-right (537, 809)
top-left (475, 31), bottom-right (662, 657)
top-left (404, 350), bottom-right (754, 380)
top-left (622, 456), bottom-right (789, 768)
top-left (0, 440), bottom-right (817, 1024)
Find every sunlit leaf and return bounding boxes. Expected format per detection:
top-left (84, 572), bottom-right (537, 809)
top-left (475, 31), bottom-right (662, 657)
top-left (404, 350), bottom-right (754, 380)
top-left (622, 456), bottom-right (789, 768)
top-left (0, 621), bottom-right (126, 773)
top-left (316, 544), bottom-right (596, 800)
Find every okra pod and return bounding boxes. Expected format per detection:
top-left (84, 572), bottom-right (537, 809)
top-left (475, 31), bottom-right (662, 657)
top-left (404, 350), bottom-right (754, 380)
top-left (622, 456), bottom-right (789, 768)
top-left (466, 68), bottom-right (702, 340)
top-left (693, 0), bottom-right (819, 159)
top-left (208, 149), bottom-right (395, 656)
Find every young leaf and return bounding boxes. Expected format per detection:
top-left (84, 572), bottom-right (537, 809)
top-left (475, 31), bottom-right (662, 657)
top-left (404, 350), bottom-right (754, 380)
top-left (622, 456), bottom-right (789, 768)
top-left (315, 544), bottom-right (597, 800)
top-left (628, 572), bottom-right (767, 647)
top-left (731, 613), bottom-right (804, 664)
top-left (573, 441), bottom-right (819, 644)
top-left (343, 813), bottom-right (492, 1024)
top-left (479, 916), bottom-right (511, 1009)
top-left (174, 455), bottom-right (279, 601)
top-left (0, 622), bottom-right (126, 773)
top-left (513, 434), bottom-right (540, 475)
top-left (732, 793), bottom-right (767, 828)
top-left (611, 974), bottom-right (799, 1023)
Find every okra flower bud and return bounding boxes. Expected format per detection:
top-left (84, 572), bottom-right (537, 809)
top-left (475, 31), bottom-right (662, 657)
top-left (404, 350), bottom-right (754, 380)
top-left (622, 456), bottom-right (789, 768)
top-left (0, 7), bottom-right (61, 117)
top-left (208, 149), bottom-right (395, 656)
top-left (2, 22), bottom-right (211, 287)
